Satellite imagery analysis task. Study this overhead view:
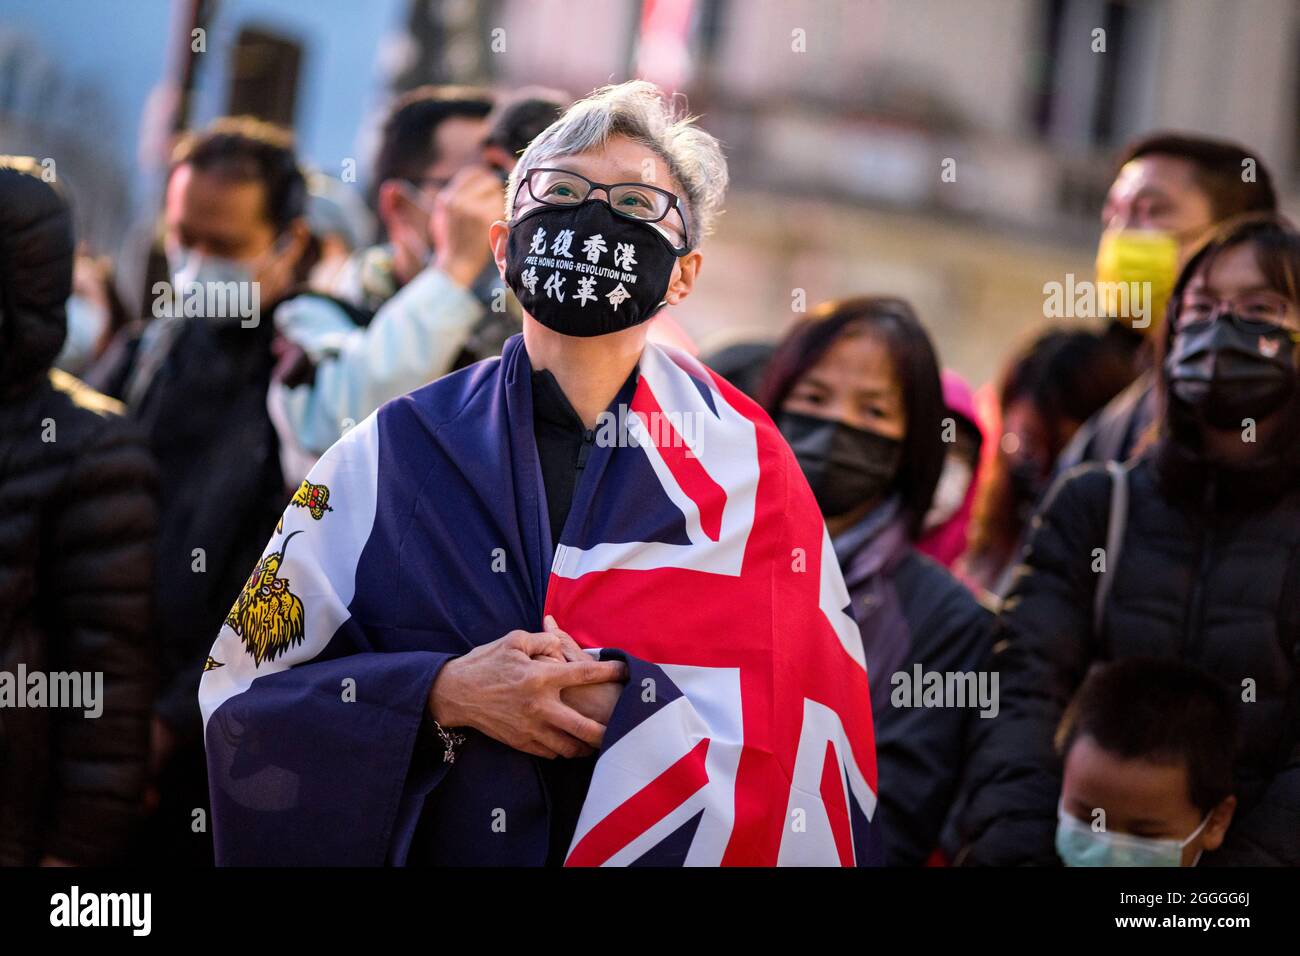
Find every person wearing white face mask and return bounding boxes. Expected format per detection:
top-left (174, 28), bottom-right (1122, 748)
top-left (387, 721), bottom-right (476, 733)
top-left (113, 119), bottom-right (310, 411)
top-left (55, 254), bottom-right (121, 378)
top-left (56, 292), bottom-right (110, 376)
top-left (1053, 658), bottom-right (1238, 867)
top-left (330, 86), bottom-right (495, 312)
top-left (96, 117), bottom-right (311, 866)
top-left (923, 456), bottom-right (974, 534)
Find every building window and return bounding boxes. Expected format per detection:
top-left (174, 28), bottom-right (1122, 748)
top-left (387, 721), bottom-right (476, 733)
top-left (1030, 0), bottom-right (1161, 151)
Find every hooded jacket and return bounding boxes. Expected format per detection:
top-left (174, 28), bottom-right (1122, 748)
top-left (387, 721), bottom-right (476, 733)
top-left (0, 159), bottom-right (157, 864)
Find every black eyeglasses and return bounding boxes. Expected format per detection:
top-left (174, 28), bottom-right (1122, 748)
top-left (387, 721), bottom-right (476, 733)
top-left (1176, 291), bottom-right (1298, 333)
top-left (515, 167), bottom-right (692, 254)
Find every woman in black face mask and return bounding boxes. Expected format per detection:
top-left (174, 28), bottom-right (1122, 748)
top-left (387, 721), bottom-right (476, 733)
top-left (761, 297), bottom-right (992, 866)
top-left (950, 215), bottom-right (1300, 868)
top-left (1161, 219), bottom-right (1300, 482)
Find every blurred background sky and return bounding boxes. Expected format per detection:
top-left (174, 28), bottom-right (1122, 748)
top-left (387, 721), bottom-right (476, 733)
top-left (2, 0), bottom-right (1297, 384)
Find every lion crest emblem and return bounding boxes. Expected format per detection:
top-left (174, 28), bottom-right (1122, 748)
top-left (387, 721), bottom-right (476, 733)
top-left (225, 531), bottom-right (307, 666)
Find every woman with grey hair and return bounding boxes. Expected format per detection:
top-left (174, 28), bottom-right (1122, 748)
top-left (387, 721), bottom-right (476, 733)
top-left (201, 80), bottom-right (881, 867)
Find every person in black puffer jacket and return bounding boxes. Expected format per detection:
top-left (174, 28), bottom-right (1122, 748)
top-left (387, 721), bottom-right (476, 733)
top-left (949, 214), bottom-right (1300, 866)
top-left (0, 157), bottom-right (157, 865)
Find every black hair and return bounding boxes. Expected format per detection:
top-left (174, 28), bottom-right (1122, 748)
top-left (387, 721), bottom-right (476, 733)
top-left (1162, 213), bottom-right (1300, 349)
top-left (1117, 132), bottom-right (1277, 222)
top-left (759, 296), bottom-right (946, 539)
top-left (1055, 658), bottom-right (1239, 816)
top-left (1000, 328), bottom-right (1133, 449)
top-left (371, 84), bottom-right (494, 194)
top-left (965, 327), bottom-right (1132, 574)
top-left (484, 93), bottom-right (568, 161)
top-left (1156, 212), bottom-right (1300, 463)
top-left (171, 116), bottom-right (306, 233)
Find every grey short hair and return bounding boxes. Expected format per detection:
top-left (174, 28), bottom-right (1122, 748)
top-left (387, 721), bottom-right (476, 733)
top-left (506, 80), bottom-right (728, 247)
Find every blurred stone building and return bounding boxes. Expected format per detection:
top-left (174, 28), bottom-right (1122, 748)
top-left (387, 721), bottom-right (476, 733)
top-left (489, 0), bottom-right (1300, 383)
top-left (2, 0), bottom-right (1295, 384)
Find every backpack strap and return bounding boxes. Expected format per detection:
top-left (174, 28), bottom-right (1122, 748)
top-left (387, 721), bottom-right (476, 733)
top-left (1092, 460), bottom-right (1129, 640)
top-left (1273, 540), bottom-right (1300, 773)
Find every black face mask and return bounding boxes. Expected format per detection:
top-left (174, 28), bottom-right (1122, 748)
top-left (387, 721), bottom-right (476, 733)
top-left (1166, 312), bottom-right (1298, 430)
top-left (504, 200), bottom-right (678, 337)
top-left (777, 411), bottom-right (902, 519)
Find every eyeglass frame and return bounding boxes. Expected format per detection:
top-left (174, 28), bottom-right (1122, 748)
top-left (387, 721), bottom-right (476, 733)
top-left (512, 166), bottom-right (693, 256)
top-left (1174, 289), bottom-right (1299, 332)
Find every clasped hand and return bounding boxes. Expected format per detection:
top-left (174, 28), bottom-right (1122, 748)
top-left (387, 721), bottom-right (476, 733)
top-left (428, 615), bottom-right (627, 759)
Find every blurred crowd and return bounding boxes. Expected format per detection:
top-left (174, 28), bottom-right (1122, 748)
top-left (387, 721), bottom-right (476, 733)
top-left (1, 75), bottom-right (1298, 867)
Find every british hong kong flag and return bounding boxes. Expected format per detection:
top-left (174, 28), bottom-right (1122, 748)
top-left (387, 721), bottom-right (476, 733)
top-left (549, 344), bottom-right (880, 866)
top-left (200, 335), bottom-right (880, 866)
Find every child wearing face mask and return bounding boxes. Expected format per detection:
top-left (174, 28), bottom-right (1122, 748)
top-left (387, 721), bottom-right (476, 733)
top-left (1055, 658), bottom-right (1238, 867)
top-left (951, 215), bottom-right (1300, 867)
top-left (761, 297), bottom-right (993, 866)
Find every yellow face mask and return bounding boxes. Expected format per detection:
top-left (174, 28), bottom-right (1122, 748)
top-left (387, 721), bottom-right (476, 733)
top-left (1095, 229), bottom-right (1180, 335)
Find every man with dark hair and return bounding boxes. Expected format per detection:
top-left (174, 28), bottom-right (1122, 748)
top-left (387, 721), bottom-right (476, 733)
top-left (339, 85), bottom-right (496, 310)
top-left (372, 84), bottom-right (494, 189)
top-left (1058, 132), bottom-right (1278, 469)
top-left (173, 117), bottom-right (310, 235)
top-left (1054, 659), bottom-right (1239, 867)
top-left (267, 87), bottom-right (501, 483)
top-left (481, 88), bottom-right (568, 176)
top-left (99, 116), bottom-right (310, 864)
top-left (269, 86), bottom-right (561, 483)
top-left (1116, 133), bottom-right (1277, 224)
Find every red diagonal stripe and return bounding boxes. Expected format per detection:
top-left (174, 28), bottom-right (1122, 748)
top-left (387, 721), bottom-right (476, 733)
top-left (565, 737), bottom-right (711, 867)
top-left (819, 739), bottom-right (854, 867)
top-left (630, 382), bottom-right (726, 541)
